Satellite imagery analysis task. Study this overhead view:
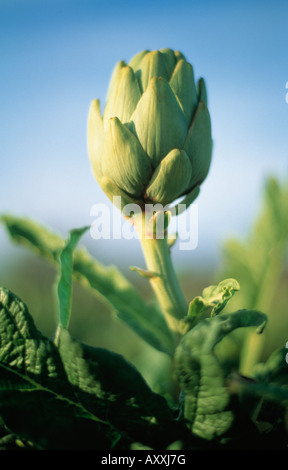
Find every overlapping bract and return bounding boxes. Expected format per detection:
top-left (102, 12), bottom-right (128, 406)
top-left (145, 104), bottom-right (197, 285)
top-left (88, 49), bottom-right (212, 208)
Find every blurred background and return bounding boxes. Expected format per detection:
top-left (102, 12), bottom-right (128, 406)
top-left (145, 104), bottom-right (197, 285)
top-left (0, 0), bottom-right (288, 386)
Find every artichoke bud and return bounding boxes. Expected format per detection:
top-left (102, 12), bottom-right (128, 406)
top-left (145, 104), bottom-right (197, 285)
top-left (88, 48), bottom-right (212, 214)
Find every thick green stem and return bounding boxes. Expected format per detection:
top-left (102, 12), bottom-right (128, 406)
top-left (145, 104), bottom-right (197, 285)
top-left (134, 213), bottom-right (188, 336)
top-left (240, 243), bottom-right (286, 377)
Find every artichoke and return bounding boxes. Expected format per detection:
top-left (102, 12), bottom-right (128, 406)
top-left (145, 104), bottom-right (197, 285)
top-left (88, 48), bottom-right (212, 210)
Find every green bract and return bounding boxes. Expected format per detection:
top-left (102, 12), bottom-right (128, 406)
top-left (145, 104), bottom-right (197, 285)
top-left (88, 49), bottom-right (212, 209)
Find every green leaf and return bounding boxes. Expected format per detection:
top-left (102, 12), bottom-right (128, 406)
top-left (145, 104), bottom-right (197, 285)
top-left (1, 215), bottom-right (175, 355)
top-left (228, 347), bottom-right (288, 405)
top-left (55, 226), bottom-right (89, 330)
top-left (146, 148), bottom-right (192, 205)
top-left (1, 214), bottom-right (64, 261)
top-left (130, 266), bottom-right (159, 279)
top-left (219, 176), bottom-right (288, 375)
top-left (73, 248), bottom-right (175, 355)
top-left (0, 286), bottom-right (117, 449)
top-left (253, 347), bottom-right (288, 385)
top-left (102, 116), bottom-right (152, 198)
top-left (57, 328), bottom-right (175, 430)
top-left (130, 76), bottom-right (188, 167)
top-left (0, 287), bottom-right (181, 449)
top-left (57, 327), bottom-right (185, 448)
top-left (220, 177), bottom-right (288, 312)
top-left (184, 278), bottom-right (240, 330)
top-left (171, 186), bottom-right (200, 216)
top-left (174, 310), bottom-right (267, 440)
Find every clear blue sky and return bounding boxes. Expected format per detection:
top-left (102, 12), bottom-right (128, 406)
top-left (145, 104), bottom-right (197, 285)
top-left (1, 0), bottom-right (288, 268)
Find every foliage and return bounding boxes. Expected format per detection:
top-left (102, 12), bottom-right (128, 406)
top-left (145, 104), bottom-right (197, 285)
top-left (175, 310), bottom-right (267, 440)
top-left (220, 177), bottom-right (288, 312)
top-left (1, 215), bottom-right (175, 356)
top-left (0, 286), bottom-right (177, 450)
top-left (182, 278), bottom-right (240, 331)
top-left (219, 177), bottom-right (288, 375)
top-left (0, 207), bottom-right (288, 450)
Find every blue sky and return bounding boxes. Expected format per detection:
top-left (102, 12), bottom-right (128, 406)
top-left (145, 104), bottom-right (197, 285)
top-left (0, 0), bottom-right (288, 269)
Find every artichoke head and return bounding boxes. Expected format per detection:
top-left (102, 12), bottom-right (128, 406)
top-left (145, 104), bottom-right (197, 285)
top-left (88, 49), bottom-right (212, 211)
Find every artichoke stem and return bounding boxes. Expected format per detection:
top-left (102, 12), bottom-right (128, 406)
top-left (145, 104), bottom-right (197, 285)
top-left (134, 213), bottom-right (188, 336)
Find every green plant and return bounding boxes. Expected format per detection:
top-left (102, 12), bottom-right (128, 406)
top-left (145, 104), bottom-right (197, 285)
top-left (0, 49), bottom-right (287, 451)
top-left (219, 176), bottom-right (288, 376)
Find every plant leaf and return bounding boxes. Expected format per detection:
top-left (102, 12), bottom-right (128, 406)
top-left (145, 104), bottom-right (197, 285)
top-left (1, 215), bottom-right (175, 355)
top-left (0, 286), bottom-right (118, 449)
top-left (55, 226), bottom-right (89, 330)
top-left (72, 247), bottom-right (175, 354)
top-left (57, 327), bottom-right (181, 447)
top-left (219, 176), bottom-right (288, 375)
top-left (253, 347), bottom-right (288, 385)
top-left (174, 309), bottom-right (267, 440)
top-left (220, 177), bottom-right (288, 312)
top-left (184, 278), bottom-right (240, 331)
top-left (228, 346), bottom-right (288, 405)
top-left (0, 287), bottom-right (182, 449)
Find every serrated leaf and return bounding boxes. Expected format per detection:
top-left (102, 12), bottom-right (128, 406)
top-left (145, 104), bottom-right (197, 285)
top-left (0, 286), bottom-right (117, 449)
top-left (57, 328), bottom-right (176, 434)
top-left (252, 347), bottom-right (288, 385)
top-left (1, 215), bottom-right (175, 355)
top-left (0, 287), bottom-right (181, 449)
top-left (174, 310), bottom-right (267, 440)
